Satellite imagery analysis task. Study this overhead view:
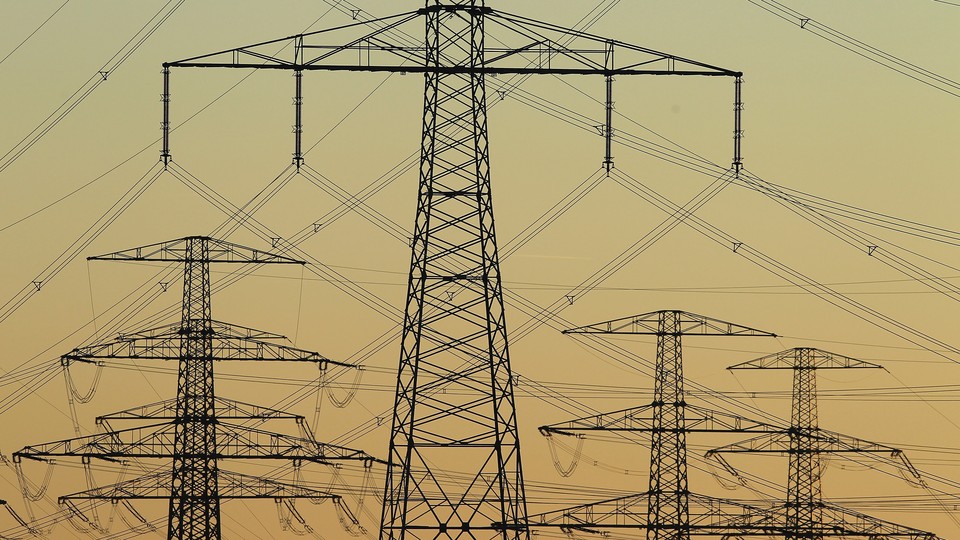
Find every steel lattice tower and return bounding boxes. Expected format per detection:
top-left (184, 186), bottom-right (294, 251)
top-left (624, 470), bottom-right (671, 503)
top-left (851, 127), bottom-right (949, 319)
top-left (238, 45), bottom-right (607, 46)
top-left (561, 310), bottom-right (775, 540)
top-left (383, 4), bottom-right (527, 540)
top-left (169, 236), bottom-right (224, 539)
top-left (160, 6), bottom-right (749, 540)
top-left (725, 348), bottom-right (882, 540)
top-left (16, 236), bottom-right (381, 540)
top-left (528, 334), bottom-right (936, 539)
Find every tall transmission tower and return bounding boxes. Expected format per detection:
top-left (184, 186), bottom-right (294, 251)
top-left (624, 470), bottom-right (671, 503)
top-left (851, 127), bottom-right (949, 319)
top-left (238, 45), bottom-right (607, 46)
top-left (15, 236), bottom-right (381, 540)
top-left (161, 5), bottom-right (745, 540)
top-left (707, 348), bottom-right (930, 540)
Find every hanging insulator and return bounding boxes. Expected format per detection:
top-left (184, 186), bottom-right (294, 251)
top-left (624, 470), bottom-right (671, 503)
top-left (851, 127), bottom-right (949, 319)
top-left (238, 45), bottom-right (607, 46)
top-left (333, 498), bottom-right (365, 537)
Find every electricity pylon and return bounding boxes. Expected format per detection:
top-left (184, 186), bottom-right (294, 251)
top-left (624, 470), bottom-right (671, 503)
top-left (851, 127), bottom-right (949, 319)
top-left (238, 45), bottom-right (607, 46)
top-left (15, 236), bottom-right (382, 540)
top-left (532, 310), bottom-right (781, 539)
top-left (161, 4), bottom-right (745, 540)
top-left (527, 319), bottom-right (937, 540)
top-left (706, 348), bottom-right (931, 540)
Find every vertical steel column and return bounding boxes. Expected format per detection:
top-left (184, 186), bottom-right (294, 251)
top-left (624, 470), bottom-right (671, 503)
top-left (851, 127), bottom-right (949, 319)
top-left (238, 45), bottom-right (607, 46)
top-left (381, 2), bottom-right (528, 540)
top-left (168, 237), bottom-right (220, 540)
top-left (603, 74), bottom-right (614, 173)
top-left (293, 69), bottom-right (304, 169)
top-left (787, 348), bottom-right (820, 540)
top-left (732, 76), bottom-right (743, 175)
top-left (162, 65), bottom-right (171, 167)
top-left (647, 311), bottom-right (689, 540)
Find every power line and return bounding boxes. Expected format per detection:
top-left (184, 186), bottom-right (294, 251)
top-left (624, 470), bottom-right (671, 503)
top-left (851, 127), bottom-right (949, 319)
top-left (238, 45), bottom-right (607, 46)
top-left (0, 0), bottom-right (71, 67)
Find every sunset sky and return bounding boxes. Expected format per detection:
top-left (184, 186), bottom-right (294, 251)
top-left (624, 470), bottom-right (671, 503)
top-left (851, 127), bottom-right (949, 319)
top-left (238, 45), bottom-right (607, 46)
top-left (1, 1), bottom-right (958, 538)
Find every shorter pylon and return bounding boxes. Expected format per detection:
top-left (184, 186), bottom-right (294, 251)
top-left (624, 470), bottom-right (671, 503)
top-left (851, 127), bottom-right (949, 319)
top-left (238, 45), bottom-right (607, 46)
top-left (707, 347), bottom-right (929, 540)
top-left (15, 236), bottom-right (382, 540)
top-left (541, 310), bottom-right (777, 540)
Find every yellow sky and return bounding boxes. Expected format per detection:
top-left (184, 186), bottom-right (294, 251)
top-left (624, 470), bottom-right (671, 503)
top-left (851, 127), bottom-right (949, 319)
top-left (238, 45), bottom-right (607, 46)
top-left (0, 1), bottom-right (958, 538)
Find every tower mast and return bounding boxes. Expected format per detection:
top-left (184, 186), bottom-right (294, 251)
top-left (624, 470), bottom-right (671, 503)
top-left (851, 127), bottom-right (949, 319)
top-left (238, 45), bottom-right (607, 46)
top-left (382, 4), bottom-right (527, 540)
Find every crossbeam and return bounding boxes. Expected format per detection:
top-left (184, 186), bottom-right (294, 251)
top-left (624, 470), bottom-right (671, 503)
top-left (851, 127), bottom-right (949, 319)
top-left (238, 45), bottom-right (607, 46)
top-left (540, 403), bottom-right (784, 437)
top-left (14, 421), bottom-right (383, 465)
top-left (61, 319), bottom-right (351, 367)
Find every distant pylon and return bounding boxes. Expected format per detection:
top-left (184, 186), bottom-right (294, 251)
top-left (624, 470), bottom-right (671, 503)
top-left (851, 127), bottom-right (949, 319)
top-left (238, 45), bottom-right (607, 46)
top-left (708, 348), bottom-right (936, 540)
top-left (102, 236), bottom-right (301, 540)
top-left (15, 236), bottom-right (381, 540)
top-left (562, 310), bottom-right (776, 540)
top-left (726, 348), bottom-right (881, 540)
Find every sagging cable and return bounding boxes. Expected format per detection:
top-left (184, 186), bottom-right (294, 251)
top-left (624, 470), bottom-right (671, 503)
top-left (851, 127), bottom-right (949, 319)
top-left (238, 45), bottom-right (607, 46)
top-left (13, 460), bottom-right (55, 503)
top-left (334, 497), bottom-right (365, 537)
top-left (544, 432), bottom-right (585, 478)
top-left (325, 365), bottom-right (364, 409)
top-left (117, 500), bottom-right (157, 534)
top-left (61, 499), bottom-right (105, 534)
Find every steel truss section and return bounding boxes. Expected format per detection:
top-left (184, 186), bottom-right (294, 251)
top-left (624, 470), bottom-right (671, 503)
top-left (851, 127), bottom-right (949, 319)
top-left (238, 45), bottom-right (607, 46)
top-left (163, 8), bottom-right (740, 77)
top-left (157, 3), bottom-right (747, 539)
top-left (62, 320), bottom-right (347, 364)
top-left (526, 492), bottom-right (782, 537)
top-left (58, 470), bottom-right (341, 502)
top-left (707, 348), bottom-right (931, 540)
top-left (95, 397), bottom-right (306, 424)
top-left (14, 421), bottom-right (379, 465)
top-left (558, 310), bottom-right (776, 540)
top-left (539, 403), bottom-right (784, 438)
top-left (524, 492), bottom-right (937, 540)
top-left (16, 236), bottom-right (378, 540)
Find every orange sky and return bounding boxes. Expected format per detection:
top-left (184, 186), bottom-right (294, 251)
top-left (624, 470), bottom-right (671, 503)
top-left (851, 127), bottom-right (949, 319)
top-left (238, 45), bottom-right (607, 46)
top-left (0, 1), bottom-right (958, 538)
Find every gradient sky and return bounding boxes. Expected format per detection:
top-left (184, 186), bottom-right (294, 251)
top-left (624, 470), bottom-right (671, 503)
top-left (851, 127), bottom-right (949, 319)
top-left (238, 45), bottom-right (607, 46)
top-left (0, 1), bottom-right (958, 538)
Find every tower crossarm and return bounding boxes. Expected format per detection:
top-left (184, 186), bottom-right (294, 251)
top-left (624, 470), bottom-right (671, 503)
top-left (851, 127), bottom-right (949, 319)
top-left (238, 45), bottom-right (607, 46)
top-left (14, 422), bottom-right (384, 466)
top-left (817, 503), bottom-right (939, 540)
top-left (88, 236), bottom-right (303, 265)
top-left (518, 492), bottom-right (783, 536)
top-left (562, 310), bottom-right (775, 337)
top-left (704, 429), bottom-right (923, 482)
top-left (706, 430), bottom-right (904, 455)
top-left (164, 8), bottom-right (739, 77)
top-left (728, 348), bottom-right (883, 371)
top-left (520, 495), bottom-right (940, 538)
top-left (61, 320), bottom-right (354, 368)
top-left (96, 397), bottom-right (305, 424)
top-left (58, 469), bottom-right (341, 501)
top-left (539, 403), bottom-right (783, 437)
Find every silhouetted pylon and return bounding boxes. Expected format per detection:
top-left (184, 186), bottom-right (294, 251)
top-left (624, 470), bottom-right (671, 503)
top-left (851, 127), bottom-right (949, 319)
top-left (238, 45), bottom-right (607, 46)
top-left (560, 310), bottom-right (776, 540)
top-left (15, 236), bottom-right (382, 540)
top-left (730, 348), bottom-right (881, 540)
top-left (707, 348), bottom-right (932, 540)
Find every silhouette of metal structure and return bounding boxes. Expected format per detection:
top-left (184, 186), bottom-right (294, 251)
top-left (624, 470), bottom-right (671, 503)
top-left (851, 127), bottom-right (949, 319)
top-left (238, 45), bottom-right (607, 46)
top-left (14, 236), bottom-right (381, 540)
top-left (528, 317), bottom-right (936, 540)
top-left (160, 4), bottom-right (747, 540)
top-left (534, 310), bottom-right (779, 539)
top-left (706, 348), bottom-right (929, 540)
